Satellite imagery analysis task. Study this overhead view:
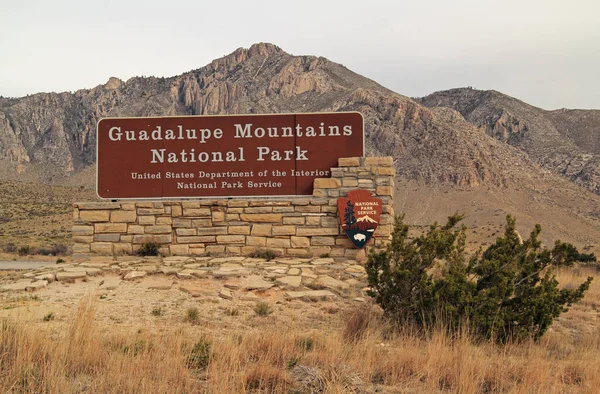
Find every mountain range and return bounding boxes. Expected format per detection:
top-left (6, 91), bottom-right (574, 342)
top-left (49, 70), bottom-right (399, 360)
top-left (1, 42), bottom-right (599, 253)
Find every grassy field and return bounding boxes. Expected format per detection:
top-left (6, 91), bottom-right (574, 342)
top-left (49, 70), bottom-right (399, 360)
top-left (0, 266), bottom-right (598, 393)
top-left (0, 181), bottom-right (96, 252)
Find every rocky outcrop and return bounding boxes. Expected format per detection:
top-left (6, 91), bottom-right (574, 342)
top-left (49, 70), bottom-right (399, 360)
top-left (420, 88), bottom-right (600, 194)
top-left (0, 44), bottom-right (571, 190)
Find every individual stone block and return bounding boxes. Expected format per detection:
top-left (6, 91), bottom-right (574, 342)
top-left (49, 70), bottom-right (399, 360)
top-left (172, 205), bottom-right (183, 217)
top-left (91, 242), bottom-right (113, 254)
top-left (296, 227), bottom-right (339, 236)
top-left (310, 246), bottom-right (331, 256)
top-left (313, 178), bottom-right (341, 189)
top-left (216, 235), bottom-right (245, 244)
top-left (286, 248), bottom-right (312, 257)
top-left (73, 225), bottom-right (94, 235)
top-left (192, 219), bottom-right (212, 227)
top-left (121, 203), bottom-right (136, 211)
top-left (272, 225), bottom-right (296, 236)
top-left (305, 216), bottom-right (321, 226)
top-left (72, 244), bottom-right (90, 253)
top-left (197, 227), bottom-right (228, 235)
top-left (291, 198), bottom-right (310, 206)
top-left (310, 198), bottom-right (328, 206)
top-left (94, 234), bottom-right (120, 242)
top-left (242, 246), bottom-right (259, 255)
top-left (132, 234), bottom-right (172, 244)
top-left (283, 217), bottom-right (305, 225)
top-left (120, 235), bottom-right (133, 242)
top-left (321, 217), bottom-right (339, 227)
top-left (338, 157), bottom-right (361, 167)
top-left (335, 237), bottom-right (354, 247)
top-left (176, 236), bottom-right (216, 244)
top-left (156, 217), bottom-right (173, 225)
top-left (183, 207), bottom-right (211, 217)
top-left (311, 236), bottom-right (335, 246)
top-left (291, 236), bottom-right (310, 248)
top-left (138, 216), bottom-right (155, 225)
top-left (110, 210), bottom-right (137, 223)
top-left (170, 244), bottom-right (190, 256)
top-left (266, 238), bottom-right (291, 248)
top-left (136, 202), bottom-right (155, 208)
top-left (145, 225), bottom-right (172, 234)
top-left (244, 207), bottom-right (273, 213)
top-left (226, 213), bottom-right (240, 221)
top-left (189, 247), bottom-right (206, 255)
top-left (228, 200), bottom-right (249, 207)
top-left (342, 178), bottom-right (358, 187)
top-left (312, 189), bottom-right (328, 198)
top-left (321, 206), bottom-right (337, 214)
top-left (251, 224), bottom-right (272, 236)
top-left (206, 245), bottom-right (225, 254)
top-left (240, 214), bottom-right (282, 223)
top-left (226, 246), bottom-right (241, 254)
top-left (376, 186), bottom-right (393, 196)
top-left (80, 210), bottom-right (110, 222)
top-left (246, 236), bottom-right (267, 246)
top-left (127, 225), bottom-right (145, 234)
top-left (172, 218), bottom-right (192, 228)
top-left (273, 206), bottom-right (295, 213)
top-left (137, 208), bottom-right (165, 215)
top-left (364, 157), bottom-right (393, 167)
top-left (375, 167), bottom-right (395, 176)
top-left (176, 228), bottom-right (197, 236)
top-left (212, 211), bottom-right (225, 222)
top-left (73, 235), bottom-right (93, 243)
top-left (73, 208), bottom-right (79, 220)
top-left (95, 223), bottom-right (127, 233)
top-left (228, 226), bottom-right (251, 235)
top-left (295, 206), bottom-right (321, 213)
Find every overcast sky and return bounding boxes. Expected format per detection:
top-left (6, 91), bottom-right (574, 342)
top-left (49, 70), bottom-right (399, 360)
top-left (1, 0), bottom-right (599, 109)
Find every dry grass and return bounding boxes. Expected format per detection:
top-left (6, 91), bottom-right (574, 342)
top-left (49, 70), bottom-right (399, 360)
top-left (1, 267), bottom-right (599, 393)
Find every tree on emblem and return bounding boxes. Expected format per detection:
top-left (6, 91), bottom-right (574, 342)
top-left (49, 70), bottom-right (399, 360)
top-left (344, 200), bottom-right (356, 227)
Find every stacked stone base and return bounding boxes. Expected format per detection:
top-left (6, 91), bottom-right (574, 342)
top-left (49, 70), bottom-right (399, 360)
top-left (73, 157), bottom-right (395, 258)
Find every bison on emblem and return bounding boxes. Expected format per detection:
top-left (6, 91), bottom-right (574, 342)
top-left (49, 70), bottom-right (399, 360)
top-left (337, 189), bottom-right (383, 248)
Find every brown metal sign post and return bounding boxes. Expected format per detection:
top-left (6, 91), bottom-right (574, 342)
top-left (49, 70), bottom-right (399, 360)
top-left (96, 112), bottom-right (364, 199)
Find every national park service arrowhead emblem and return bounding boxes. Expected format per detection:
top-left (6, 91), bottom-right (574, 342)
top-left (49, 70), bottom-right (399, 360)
top-left (337, 189), bottom-right (383, 248)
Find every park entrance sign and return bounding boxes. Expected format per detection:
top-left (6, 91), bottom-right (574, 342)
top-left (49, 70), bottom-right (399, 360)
top-left (96, 112), bottom-right (364, 199)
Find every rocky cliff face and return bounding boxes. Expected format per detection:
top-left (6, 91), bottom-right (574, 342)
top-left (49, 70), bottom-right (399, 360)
top-left (419, 88), bottom-right (600, 194)
top-left (0, 44), bottom-right (569, 191)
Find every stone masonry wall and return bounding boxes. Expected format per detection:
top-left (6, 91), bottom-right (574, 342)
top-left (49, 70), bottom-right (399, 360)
top-left (72, 157), bottom-right (395, 259)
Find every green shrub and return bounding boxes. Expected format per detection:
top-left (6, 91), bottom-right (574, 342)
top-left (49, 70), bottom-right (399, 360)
top-left (187, 339), bottom-right (211, 370)
top-left (366, 214), bottom-right (593, 343)
top-left (151, 307), bottom-right (163, 317)
top-left (17, 246), bottom-right (31, 256)
top-left (137, 241), bottom-right (160, 256)
top-left (186, 307), bottom-right (199, 324)
top-left (253, 301), bottom-right (272, 317)
top-left (43, 312), bottom-right (55, 322)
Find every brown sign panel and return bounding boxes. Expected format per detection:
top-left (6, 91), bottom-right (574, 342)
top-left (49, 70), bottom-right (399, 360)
top-left (337, 189), bottom-right (382, 248)
top-left (96, 112), bottom-right (364, 199)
